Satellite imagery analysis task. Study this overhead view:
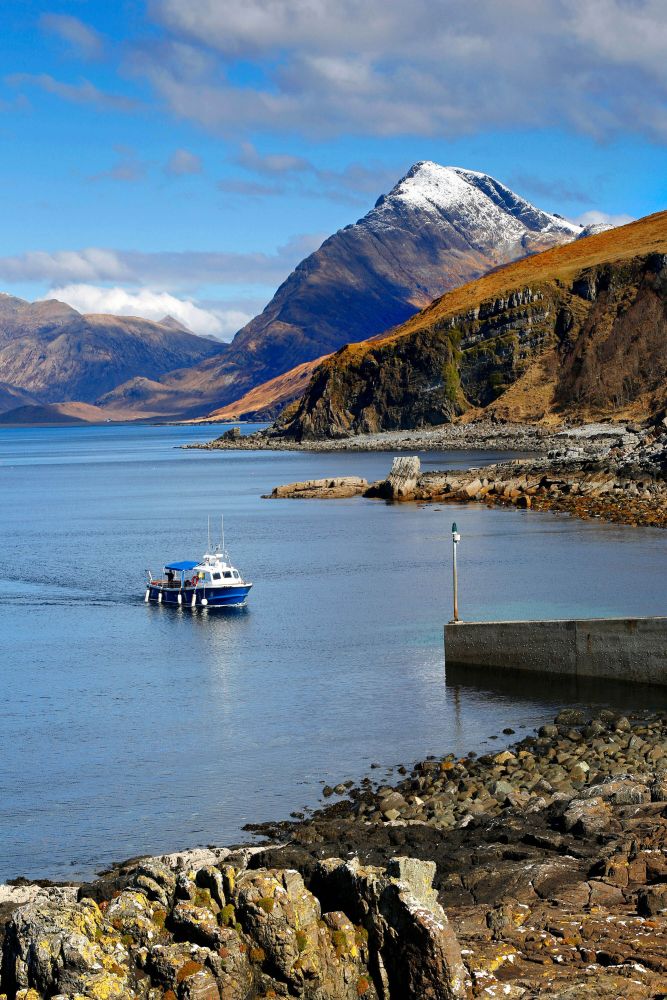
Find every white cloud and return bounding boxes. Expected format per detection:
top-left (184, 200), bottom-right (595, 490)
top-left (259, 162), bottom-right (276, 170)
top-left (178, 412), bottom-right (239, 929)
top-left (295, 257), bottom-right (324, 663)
top-left (46, 284), bottom-right (232, 337)
top-left (7, 73), bottom-right (139, 112)
top-left (137, 0), bottom-right (667, 141)
top-left (576, 210), bottom-right (635, 228)
top-left (40, 14), bottom-right (104, 60)
top-left (165, 148), bottom-right (202, 175)
top-left (0, 234), bottom-right (325, 290)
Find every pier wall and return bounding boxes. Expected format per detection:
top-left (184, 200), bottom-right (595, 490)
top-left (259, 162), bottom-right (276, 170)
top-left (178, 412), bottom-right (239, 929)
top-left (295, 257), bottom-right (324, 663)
top-left (444, 617), bottom-right (667, 685)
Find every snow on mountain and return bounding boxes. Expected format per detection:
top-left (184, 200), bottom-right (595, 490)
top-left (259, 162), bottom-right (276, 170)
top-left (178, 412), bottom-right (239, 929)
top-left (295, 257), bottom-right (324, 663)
top-left (370, 161), bottom-right (581, 250)
top-left (102, 161), bottom-right (584, 418)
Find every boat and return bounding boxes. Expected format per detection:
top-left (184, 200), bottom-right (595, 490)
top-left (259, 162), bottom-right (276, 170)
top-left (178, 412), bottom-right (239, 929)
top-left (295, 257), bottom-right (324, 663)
top-left (144, 522), bottom-right (252, 609)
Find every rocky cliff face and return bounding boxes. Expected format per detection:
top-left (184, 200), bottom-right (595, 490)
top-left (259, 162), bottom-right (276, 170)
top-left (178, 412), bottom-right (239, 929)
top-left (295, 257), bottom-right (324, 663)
top-left (149, 162), bottom-right (579, 416)
top-left (0, 295), bottom-right (224, 406)
top-left (271, 214), bottom-right (667, 439)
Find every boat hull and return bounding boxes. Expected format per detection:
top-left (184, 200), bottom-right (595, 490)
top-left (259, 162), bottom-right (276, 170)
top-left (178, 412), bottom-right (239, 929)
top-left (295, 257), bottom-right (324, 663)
top-left (146, 584), bottom-right (252, 608)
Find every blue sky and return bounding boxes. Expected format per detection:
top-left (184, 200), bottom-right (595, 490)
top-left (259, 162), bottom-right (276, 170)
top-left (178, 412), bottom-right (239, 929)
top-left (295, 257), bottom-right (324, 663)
top-left (0, 0), bottom-right (666, 337)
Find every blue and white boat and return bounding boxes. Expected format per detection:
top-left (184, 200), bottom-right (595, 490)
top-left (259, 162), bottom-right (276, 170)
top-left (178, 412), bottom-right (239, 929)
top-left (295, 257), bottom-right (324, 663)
top-left (145, 527), bottom-right (252, 609)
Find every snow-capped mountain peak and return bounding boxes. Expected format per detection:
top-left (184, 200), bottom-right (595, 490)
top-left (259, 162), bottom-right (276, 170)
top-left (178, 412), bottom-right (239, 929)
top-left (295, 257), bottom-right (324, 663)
top-left (371, 161), bottom-right (581, 246)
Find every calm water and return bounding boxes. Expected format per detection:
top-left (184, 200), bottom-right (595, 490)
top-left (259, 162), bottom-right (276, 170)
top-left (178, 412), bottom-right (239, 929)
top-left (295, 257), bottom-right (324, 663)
top-left (1, 423), bottom-right (666, 882)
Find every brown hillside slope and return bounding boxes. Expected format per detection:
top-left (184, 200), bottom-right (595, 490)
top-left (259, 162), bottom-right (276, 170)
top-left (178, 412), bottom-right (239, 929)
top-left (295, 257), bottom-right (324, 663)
top-left (272, 212), bottom-right (667, 440)
top-left (190, 355), bottom-right (330, 423)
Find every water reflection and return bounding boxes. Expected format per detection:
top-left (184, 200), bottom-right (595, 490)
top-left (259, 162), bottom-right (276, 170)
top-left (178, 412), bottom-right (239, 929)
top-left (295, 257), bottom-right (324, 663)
top-left (446, 663), bottom-right (667, 713)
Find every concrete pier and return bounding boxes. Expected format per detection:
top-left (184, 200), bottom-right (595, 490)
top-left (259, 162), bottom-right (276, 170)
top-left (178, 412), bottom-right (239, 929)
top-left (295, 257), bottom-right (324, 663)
top-left (445, 616), bottom-right (667, 685)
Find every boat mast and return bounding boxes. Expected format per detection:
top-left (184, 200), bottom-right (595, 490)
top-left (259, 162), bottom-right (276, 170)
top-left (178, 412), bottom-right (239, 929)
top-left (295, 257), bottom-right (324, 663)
top-left (221, 514), bottom-right (225, 555)
top-left (207, 515), bottom-right (211, 552)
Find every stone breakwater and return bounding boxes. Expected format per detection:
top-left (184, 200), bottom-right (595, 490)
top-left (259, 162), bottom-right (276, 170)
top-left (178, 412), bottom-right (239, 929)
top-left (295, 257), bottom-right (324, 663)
top-left (6, 711), bottom-right (667, 997)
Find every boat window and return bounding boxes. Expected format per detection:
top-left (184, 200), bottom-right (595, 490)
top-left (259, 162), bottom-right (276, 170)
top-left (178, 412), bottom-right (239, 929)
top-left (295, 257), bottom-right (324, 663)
top-left (223, 570), bottom-right (232, 578)
top-left (212, 572), bottom-right (221, 580)
top-left (233, 571), bottom-right (240, 579)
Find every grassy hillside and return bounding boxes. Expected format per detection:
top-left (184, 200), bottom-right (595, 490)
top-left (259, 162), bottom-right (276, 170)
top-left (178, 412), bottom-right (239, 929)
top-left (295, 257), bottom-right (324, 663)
top-left (271, 212), bottom-right (667, 439)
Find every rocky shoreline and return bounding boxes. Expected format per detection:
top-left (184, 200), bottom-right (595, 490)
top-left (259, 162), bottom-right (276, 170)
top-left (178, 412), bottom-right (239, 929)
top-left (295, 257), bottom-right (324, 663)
top-left (183, 420), bottom-right (562, 454)
top-left (266, 420), bottom-right (667, 529)
top-left (5, 709), bottom-right (667, 997)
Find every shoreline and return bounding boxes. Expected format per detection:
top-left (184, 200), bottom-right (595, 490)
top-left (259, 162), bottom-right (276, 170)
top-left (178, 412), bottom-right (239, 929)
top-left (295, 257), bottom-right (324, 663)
top-left (183, 419), bottom-right (565, 453)
top-left (262, 420), bottom-right (667, 529)
top-left (5, 707), bottom-right (667, 996)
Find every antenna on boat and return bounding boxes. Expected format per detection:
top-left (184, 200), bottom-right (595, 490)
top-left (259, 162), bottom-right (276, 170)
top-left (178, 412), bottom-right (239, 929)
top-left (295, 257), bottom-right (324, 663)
top-left (207, 515), bottom-right (211, 552)
top-left (221, 514), bottom-right (225, 555)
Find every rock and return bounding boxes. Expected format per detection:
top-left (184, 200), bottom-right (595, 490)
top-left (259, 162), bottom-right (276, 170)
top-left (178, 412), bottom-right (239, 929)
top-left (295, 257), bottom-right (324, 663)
top-left (195, 867), bottom-right (226, 909)
top-left (379, 791), bottom-right (407, 816)
top-left (107, 888), bottom-right (162, 945)
top-left (1, 896), bottom-right (131, 998)
top-left (270, 477), bottom-right (368, 499)
top-left (539, 724), bottom-right (559, 738)
top-left (179, 967), bottom-right (220, 1000)
top-left (555, 709), bottom-right (586, 726)
top-left (220, 427), bottom-right (241, 441)
top-left (170, 901), bottom-right (224, 949)
top-left (377, 456), bottom-right (421, 500)
top-left (385, 858), bottom-right (438, 908)
top-left (637, 885), bottom-right (667, 916)
top-left (489, 779), bottom-right (514, 799)
top-left (561, 797), bottom-right (611, 836)
top-left (232, 867), bottom-right (377, 998)
top-left (312, 857), bottom-right (467, 998)
top-left (583, 778), bottom-right (650, 804)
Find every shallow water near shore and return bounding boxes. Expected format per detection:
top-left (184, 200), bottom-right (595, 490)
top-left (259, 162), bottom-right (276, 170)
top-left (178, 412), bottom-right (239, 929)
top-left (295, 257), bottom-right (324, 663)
top-left (1, 422), bottom-right (666, 883)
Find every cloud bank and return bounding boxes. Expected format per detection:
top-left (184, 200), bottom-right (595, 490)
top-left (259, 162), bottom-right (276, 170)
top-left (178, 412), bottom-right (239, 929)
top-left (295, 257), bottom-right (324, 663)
top-left (0, 234), bottom-right (325, 290)
top-left (46, 284), bottom-right (232, 336)
top-left (136, 0), bottom-right (667, 141)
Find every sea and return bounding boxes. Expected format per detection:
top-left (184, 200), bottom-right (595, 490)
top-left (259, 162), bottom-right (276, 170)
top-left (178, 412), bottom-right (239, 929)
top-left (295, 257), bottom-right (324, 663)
top-left (1, 422), bottom-right (666, 882)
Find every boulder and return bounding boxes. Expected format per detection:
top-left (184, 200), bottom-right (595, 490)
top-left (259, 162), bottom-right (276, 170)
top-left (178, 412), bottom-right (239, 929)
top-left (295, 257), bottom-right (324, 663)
top-left (170, 902), bottom-right (225, 949)
top-left (232, 868), bottom-right (377, 998)
top-left (311, 857), bottom-right (467, 998)
top-left (583, 778), bottom-right (650, 804)
top-left (107, 889), bottom-right (163, 945)
top-left (1, 896), bottom-right (132, 999)
top-left (376, 457), bottom-right (421, 500)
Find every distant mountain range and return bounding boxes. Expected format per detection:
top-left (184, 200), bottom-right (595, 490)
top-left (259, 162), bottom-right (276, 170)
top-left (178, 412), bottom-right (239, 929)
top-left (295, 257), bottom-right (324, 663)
top-left (269, 211), bottom-right (667, 439)
top-left (0, 163), bottom-right (586, 422)
top-left (0, 294), bottom-right (223, 413)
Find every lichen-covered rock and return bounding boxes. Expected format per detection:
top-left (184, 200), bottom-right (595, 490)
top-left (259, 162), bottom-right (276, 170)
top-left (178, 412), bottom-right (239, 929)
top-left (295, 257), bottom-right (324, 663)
top-left (312, 857), bottom-right (467, 999)
top-left (2, 897), bottom-right (132, 998)
top-left (561, 797), bottom-right (611, 836)
top-left (177, 967), bottom-right (220, 1000)
top-left (129, 862), bottom-right (177, 909)
top-left (170, 903), bottom-right (224, 950)
top-left (106, 890), bottom-right (165, 947)
top-left (194, 869), bottom-right (225, 911)
top-left (234, 869), bottom-right (321, 987)
top-left (233, 868), bottom-right (377, 999)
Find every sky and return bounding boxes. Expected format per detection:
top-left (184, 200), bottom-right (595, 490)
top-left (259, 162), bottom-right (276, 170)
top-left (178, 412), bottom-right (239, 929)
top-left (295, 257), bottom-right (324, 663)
top-left (0, 0), bottom-right (666, 339)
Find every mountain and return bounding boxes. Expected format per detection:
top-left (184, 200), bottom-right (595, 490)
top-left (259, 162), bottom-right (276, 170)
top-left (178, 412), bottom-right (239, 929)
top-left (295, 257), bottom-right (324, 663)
top-left (0, 380), bottom-right (39, 414)
top-left (189, 356), bottom-right (331, 423)
top-left (269, 211), bottom-right (667, 439)
top-left (124, 162), bottom-right (580, 418)
top-left (0, 294), bottom-right (224, 405)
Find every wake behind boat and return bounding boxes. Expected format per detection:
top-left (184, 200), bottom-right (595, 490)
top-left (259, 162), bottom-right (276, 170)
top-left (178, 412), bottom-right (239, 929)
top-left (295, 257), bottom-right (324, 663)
top-left (145, 522), bottom-right (252, 609)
